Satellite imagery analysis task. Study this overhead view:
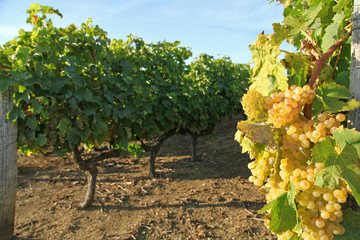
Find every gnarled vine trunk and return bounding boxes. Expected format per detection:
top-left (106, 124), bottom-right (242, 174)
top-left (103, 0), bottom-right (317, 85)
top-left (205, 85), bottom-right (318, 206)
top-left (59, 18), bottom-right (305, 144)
top-left (0, 88), bottom-right (17, 240)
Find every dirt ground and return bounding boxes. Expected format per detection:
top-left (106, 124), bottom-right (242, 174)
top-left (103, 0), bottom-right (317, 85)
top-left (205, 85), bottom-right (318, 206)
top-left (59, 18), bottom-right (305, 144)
top-left (13, 115), bottom-right (276, 240)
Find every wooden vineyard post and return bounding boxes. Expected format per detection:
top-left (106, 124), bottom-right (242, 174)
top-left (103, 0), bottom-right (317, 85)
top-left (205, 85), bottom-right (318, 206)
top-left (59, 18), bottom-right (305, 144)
top-left (0, 88), bottom-right (17, 240)
top-left (346, 0), bottom-right (360, 212)
top-left (350, 0), bottom-right (360, 130)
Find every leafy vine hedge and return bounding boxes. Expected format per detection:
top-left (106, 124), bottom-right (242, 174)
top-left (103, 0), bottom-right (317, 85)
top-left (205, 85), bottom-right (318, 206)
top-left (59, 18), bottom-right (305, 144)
top-left (0, 4), bottom-right (249, 208)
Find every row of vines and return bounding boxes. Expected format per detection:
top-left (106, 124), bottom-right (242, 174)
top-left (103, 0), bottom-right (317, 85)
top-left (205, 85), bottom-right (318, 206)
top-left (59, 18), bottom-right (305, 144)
top-left (236, 0), bottom-right (360, 239)
top-left (0, 4), bottom-right (249, 210)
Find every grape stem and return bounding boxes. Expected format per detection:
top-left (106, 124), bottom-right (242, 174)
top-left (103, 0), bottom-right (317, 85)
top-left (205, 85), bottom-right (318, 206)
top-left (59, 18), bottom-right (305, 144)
top-left (332, 44), bottom-right (344, 78)
top-left (304, 29), bottom-right (352, 119)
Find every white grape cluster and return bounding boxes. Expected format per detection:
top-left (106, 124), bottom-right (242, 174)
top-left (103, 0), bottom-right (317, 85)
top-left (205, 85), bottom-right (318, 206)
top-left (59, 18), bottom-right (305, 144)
top-left (264, 85), bottom-right (315, 128)
top-left (248, 149), bottom-right (276, 187)
top-left (241, 84), bottom-right (350, 240)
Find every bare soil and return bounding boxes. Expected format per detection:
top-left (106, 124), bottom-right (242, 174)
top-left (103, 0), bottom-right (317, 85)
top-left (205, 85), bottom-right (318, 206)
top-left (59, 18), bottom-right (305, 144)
top-left (14, 115), bottom-right (276, 240)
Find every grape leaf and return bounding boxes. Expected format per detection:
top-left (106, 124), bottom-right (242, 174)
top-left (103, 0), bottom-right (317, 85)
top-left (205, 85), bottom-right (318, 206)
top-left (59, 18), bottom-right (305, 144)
top-left (237, 121), bottom-right (277, 149)
top-left (36, 134), bottom-right (47, 147)
top-left (313, 128), bottom-right (360, 205)
top-left (284, 52), bottom-right (309, 86)
top-left (289, 234), bottom-right (301, 240)
top-left (268, 75), bottom-right (278, 94)
top-left (321, 12), bottom-right (345, 52)
top-left (249, 33), bottom-right (288, 96)
top-left (272, 23), bottom-right (289, 45)
top-left (333, 0), bottom-right (352, 14)
top-left (235, 130), bottom-right (264, 160)
top-left (332, 127), bottom-right (360, 151)
top-left (283, 2), bottom-right (323, 37)
top-left (0, 75), bottom-right (11, 92)
top-left (312, 82), bottom-right (360, 116)
top-left (334, 209), bottom-right (360, 240)
top-left (334, 70), bottom-right (350, 88)
top-left (259, 183), bottom-right (297, 234)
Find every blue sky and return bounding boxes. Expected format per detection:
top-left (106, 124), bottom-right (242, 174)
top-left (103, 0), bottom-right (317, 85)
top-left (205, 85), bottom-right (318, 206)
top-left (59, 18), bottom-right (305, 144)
top-left (0, 0), bottom-right (284, 63)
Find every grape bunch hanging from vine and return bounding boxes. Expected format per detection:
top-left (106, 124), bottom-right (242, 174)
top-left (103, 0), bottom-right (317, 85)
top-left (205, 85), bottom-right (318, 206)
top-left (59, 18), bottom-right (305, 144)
top-left (235, 0), bottom-right (360, 239)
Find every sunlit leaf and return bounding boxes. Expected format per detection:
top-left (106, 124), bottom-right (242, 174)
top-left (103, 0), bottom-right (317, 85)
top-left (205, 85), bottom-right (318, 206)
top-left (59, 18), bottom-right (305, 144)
top-left (237, 121), bottom-right (277, 149)
top-left (312, 82), bottom-right (360, 116)
top-left (313, 128), bottom-right (360, 205)
top-left (259, 183), bottom-right (297, 234)
top-left (249, 33), bottom-right (288, 96)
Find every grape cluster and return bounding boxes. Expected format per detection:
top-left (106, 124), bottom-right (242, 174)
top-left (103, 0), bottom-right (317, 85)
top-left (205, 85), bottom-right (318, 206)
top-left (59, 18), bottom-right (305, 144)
top-left (267, 112), bottom-right (347, 239)
top-left (264, 85), bottom-right (315, 128)
top-left (264, 159), bottom-right (350, 240)
top-left (280, 162), bottom-right (349, 240)
top-left (238, 84), bottom-right (351, 240)
top-left (282, 112), bottom-right (344, 160)
top-left (248, 149), bottom-right (276, 187)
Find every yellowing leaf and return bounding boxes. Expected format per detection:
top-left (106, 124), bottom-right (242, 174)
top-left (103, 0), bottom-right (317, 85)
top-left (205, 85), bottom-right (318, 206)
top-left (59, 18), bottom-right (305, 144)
top-left (249, 33), bottom-right (288, 96)
top-left (237, 121), bottom-right (277, 149)
top-left (241, 90), bottom-right (268, 122)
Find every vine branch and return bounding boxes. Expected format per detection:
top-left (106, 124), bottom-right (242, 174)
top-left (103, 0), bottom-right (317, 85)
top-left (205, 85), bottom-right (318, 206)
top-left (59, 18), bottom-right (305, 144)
top-left (304, 29), bottom-right (352, 119)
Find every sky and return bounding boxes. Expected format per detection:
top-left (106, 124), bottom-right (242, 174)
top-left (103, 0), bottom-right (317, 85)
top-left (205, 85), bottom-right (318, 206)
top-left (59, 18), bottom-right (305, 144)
top-left (0, 0), bottom-right (284, 64)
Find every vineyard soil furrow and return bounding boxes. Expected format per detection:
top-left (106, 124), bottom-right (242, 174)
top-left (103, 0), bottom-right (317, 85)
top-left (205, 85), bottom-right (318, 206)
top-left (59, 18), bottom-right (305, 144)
top-left (14, 115), bottom-right (275, 240)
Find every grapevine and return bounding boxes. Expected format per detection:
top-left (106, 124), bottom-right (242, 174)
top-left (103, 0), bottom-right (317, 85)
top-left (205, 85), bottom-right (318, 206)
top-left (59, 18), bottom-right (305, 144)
top-left (0, 4), bottom-right (249, 208)
top-left (236, 0), bottom-right (360, 239)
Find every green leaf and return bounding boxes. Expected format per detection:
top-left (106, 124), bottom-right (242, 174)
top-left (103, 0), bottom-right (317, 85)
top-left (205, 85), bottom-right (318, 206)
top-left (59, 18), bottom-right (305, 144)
top-left (321, 12), bottom-right (345, 52)
top-left (3, 47), bottom-right (15, 55)
top-left (283, 3), bottom-right (323, 37)
top-left (332, 127), bottom-right (360, 151)
top-left (268, 75), bottom-right (278, 94)
top-left (66, 129), bottom-right (80, 145)
top-left (83, 104), bottom-right (96, 116)
top-left (7, 107), bottom-right (19, 121)
top-left (58, 118), bottom-right (71, 132)
top-left (36, 134), bottom-right (47, 146)
top-left (29, 99), bottom-right (43, 114)
top-left (334, 209), bottom-right (360, 240)
top-left (312, 82), bottom-right (360, 116)
top-left (0, 75), bottom-right (11, 92)
top-left (313, 128), bottom-right (360, 205)
top-left (289, 234), bottom-right (301, 240)
top-left (25, 116), bottom-right (38, 130)
top-left (13, 46), bottom-right (32, 68)
top-left (259, 183), bottom-right (297, 234)
top-left (333, 0), bottom-right (352, 13)
top-left (284, 52), bottom-right (309, 86)
top-left (334, 71), bottom-right (350, 88)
